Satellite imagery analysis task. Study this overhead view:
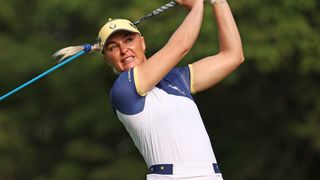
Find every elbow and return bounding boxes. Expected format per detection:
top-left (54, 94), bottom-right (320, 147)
top-left (238, 53), bottom-right (245, 64)
top-left (238, 46), bottom-right (245, 64)
top-left (220, 45), bottom-right (245, 65)
top-left (235, 55), bottom-right (245, 69)
top-left (233, 49), bottom-right (245, 65)
top-left (226, 50), bottom-right (245, 66)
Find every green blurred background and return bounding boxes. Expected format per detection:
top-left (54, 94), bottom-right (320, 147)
top-left (0, 0), bottom-right (320, 179)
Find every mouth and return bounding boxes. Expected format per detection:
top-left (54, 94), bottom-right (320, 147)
top-left (121, 56), bottom-right (135, 64)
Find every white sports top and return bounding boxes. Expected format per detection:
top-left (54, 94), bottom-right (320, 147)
top-left (110, 65), bottom-right (217, 167)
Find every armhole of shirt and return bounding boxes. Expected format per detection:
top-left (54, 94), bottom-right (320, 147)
top-left (133, 67), bottom-right (148, 96)
top-left (188, 64), bottom-right (196, 94)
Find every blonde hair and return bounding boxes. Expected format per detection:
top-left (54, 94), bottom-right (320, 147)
top-left (52, 42), bottom-right (120, 74)
top-left (53, 42), bottom-right (101, 63)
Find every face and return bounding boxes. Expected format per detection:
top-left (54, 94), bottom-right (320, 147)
top-left (103, 31), bottom-right (146, 72)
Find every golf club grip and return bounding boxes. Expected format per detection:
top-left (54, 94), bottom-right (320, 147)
top-left (133, 1), bottom-right (176, 25)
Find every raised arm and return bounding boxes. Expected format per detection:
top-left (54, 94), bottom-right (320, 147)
top-left (191, 0), bottom-right (244, 93)
top-left (135, 0), bottom-right (204, 95)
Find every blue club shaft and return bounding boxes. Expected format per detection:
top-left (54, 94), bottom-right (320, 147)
top-left (0, 50), bottom-right (87, 101)
top-left (1, 1), bottom-right (177, 102)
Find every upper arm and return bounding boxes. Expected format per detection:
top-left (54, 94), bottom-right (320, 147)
top-left (190, 52), bottom-right (244, 93)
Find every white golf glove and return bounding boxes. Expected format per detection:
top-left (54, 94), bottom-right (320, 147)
top-left (205, 0), bottom-right (227, 5)
top-left (205, 0), bottom-right (216, 5)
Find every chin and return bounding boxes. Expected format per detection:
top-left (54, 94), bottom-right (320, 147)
top-left (125, 64), bottom-right (136, 70)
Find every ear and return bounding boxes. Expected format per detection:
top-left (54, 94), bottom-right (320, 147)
top-left (140, 36), bottom-right (146, 52)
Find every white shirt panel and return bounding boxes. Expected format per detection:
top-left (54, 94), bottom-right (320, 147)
top-left (117, 87), bottom-right (216, 167)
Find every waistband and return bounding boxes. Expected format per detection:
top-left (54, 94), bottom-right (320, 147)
top-left (148, 163), bottom-right (221, 175)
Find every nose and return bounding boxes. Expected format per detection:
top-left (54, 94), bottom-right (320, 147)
top-left (119, 43), bottom-right (128, 56)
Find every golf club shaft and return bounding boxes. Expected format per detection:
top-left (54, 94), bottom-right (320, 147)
top-left (0, 50), bottom-right (87, 101)
top-left (133, 1), bottom-right (176, 25)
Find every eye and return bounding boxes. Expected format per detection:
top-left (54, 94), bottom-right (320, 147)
top-left (125, 37), bottom-right (134, 43)
top-left (107, 44), bottom-right (118, 52)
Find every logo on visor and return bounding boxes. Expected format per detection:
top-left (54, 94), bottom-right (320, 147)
top-left (109, 23), bottom-right (116, 29)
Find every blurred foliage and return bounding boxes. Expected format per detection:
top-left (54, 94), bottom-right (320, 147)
top-left (0, 0), bottom-right (320, 179)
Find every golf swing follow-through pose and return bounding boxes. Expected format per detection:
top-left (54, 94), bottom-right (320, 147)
top-left (90, 0), bottom-right (243, 179)
top-left (2, 0), bottom-right (244, 179)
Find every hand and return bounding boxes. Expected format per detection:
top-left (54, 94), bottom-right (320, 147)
top-left (175, 0), bottom-right (204, 9)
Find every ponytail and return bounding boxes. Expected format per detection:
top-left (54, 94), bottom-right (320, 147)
top-left (53, 42), bottom-right (101, 63)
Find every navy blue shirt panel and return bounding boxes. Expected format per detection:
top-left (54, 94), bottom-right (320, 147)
top-left (110, 69), bottom-right (146, 115)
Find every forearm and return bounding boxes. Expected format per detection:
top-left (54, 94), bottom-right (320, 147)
top-left (212, 0), bottom-right (244, 58)
top-left (167, 1), bottom-right (204, 56)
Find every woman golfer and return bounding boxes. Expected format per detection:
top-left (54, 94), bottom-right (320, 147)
top-left (56, 0), bottom-right (244, 179)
